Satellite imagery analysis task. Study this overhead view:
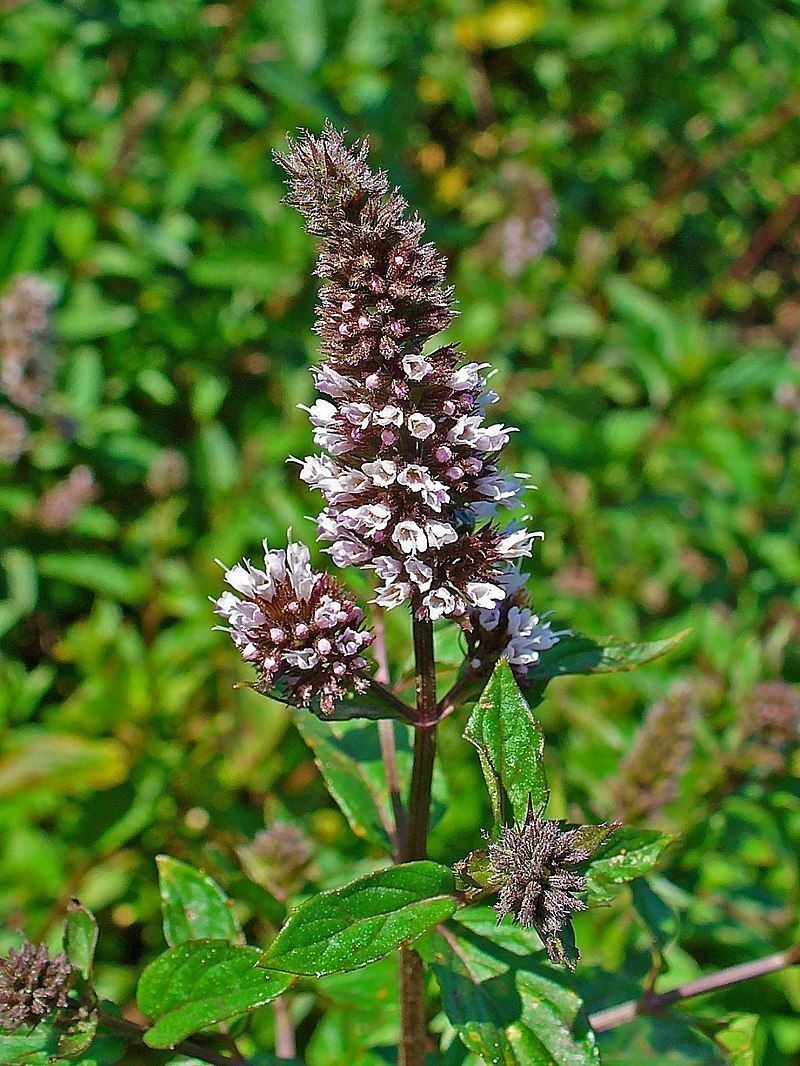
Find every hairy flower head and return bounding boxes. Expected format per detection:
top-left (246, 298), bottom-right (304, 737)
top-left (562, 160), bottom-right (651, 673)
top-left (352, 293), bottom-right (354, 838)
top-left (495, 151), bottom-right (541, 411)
top-left (214, 537), bottom-right (373, 714)
top-left (0, 942), bottom-right (74, 1033)
top-left (487, 801), bottom-right (614, 969)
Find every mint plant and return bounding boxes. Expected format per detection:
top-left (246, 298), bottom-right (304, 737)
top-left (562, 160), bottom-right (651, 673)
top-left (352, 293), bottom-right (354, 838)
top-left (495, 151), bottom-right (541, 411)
top-left (1, 124), bottom-right (796, 1066)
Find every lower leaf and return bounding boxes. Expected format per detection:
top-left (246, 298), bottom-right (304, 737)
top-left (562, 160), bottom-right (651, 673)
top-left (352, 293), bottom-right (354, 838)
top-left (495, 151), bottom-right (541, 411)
top-left (137, 940), bottom-right (291, 1049)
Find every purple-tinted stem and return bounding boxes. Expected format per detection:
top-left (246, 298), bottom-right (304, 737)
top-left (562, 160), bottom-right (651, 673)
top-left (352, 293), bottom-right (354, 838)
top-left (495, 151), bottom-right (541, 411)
top-left (590, 942), bottom-right (800, 1032)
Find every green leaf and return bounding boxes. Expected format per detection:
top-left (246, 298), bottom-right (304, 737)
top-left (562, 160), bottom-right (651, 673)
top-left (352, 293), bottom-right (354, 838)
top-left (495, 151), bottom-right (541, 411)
top-left (38, 554), bottom-right (147, 605)
top-left (0, 1009), bottom-right (99, 1064)
top-left (293, 711), bottom-right (404, 850)
top-left (0, 1026), bottom-right (58, 1065)
top-left (137, 940), bottom-right (291, 1049)
top-left (0, 549), bottom-right (37, 639)
top-left (454, 849), bottom-right (500, 900)
top-left (56, 1011), bottom-right (100, 1060)
top-left (260, 862), bottom-right (457, 977)
top-left (631, 879), bottom-right (678, 956)
top-left (716, 1014), bottom-right (759, 1065)
top-left (63, 900), bottom-right (99, 979)
top-left (584, 829), bottom-right (673, 903)
top-left (0, 731), bottom-right (127, 800)
top-left (267, 675), bottom-right (412, 723)
top-left (464, 660), bottom-right (548, 832)
top-left (156, 856), bottom-right (243, 947)
top-left (431, 921), bottom-right (599, 1065)
top-left (530, 629), bottom-right (689, 681)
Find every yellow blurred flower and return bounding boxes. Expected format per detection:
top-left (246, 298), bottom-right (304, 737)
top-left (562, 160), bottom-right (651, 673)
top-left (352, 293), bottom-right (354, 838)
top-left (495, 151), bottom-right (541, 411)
top-left (455, 1), bottom-right (544, 51)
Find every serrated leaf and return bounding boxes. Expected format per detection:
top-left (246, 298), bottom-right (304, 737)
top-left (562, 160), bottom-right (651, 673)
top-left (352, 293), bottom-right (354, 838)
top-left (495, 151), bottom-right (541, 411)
top-left (137, 940), bottom-right (290, 1049)
top-left (431, 923), bottom-right (599, 1065)
top-left (584, 829), bottom-right (673, 903)
top-left (156, 856), bottom-right (242, 947)
top-left (260, 862), bottom-right (456, 977)
top-left (464, 660), bottom-right (548, 832)
top-left (530, 629), bottom-right (689, 681)
top-left (293, 711), bottom-right (402, 850)
top-left (63, 900), bottom-right (99, 978)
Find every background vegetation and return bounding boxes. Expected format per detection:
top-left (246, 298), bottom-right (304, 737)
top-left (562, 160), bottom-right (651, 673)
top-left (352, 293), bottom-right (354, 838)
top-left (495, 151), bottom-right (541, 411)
top-left (1, 0), bottom-right (799, 1061)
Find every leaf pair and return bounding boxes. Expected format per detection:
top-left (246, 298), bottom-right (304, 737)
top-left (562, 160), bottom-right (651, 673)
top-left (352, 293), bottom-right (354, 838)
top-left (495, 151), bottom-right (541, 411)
top-left (136, 857), bottom-right (287, 1049)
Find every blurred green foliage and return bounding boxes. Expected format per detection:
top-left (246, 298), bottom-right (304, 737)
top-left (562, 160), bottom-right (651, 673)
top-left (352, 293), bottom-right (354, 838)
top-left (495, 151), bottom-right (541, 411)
top-left (1, 0), bottom-right (799, 1061)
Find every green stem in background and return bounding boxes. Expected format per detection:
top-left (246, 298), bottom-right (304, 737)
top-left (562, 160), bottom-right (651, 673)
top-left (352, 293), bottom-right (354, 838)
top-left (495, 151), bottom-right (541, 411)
top-left (589, 942), bottom-right (800, 1033)
top-left (398, 616), bottom-right (438, 1066)
top-left (97, 1010), bottom-right (234, 1066)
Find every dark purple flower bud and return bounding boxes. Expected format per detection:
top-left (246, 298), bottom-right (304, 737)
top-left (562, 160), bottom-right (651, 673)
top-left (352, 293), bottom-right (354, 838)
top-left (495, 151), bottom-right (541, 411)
top-left (0, 942), bottom-right (74, 1032)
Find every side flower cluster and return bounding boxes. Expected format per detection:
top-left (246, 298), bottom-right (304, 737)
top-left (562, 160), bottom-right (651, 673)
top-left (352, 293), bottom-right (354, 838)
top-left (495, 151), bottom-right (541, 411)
top-left (0, 275), bottom-right (55, 414)
top-left (213, 537), bottom-right (373, 714)
top-left (465, 566), bottom-right (562, 683)
top-left (276, 124), bottom-right (541, 621)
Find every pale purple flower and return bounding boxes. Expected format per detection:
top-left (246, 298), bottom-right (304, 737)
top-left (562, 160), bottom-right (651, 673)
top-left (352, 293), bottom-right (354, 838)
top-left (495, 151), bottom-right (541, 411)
top-left (0, 407), bottom-right (29, 465)
top-left (466, 566), bottom-right (563, 684)
top-left (0, 275), bottom-right (56, 413)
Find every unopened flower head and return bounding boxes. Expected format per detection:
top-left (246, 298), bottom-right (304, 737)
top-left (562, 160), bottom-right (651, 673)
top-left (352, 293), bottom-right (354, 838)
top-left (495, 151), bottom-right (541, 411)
top-left (0, 942), bottom-right (73, 1032)
top-left (611, 687), bottom-right (697, 823)
top-left (742, 680), bottom-right (800, 774)
top-left (466, 566), bottom-right (562, 683)
top-left (276, 124), bottom-right (541, 621)
top-left (487, 800), bottom-right (611, 969)
top-left (0, 275), bottom-right (56, 413)
top-left (146, 448), bottom-right (189, 497)
top-left (748, 681), bottom-right (800, 749)
top-left (238, 821), bottom-right (313, 901)
top-left (214, 537), bottom-right (373, 714)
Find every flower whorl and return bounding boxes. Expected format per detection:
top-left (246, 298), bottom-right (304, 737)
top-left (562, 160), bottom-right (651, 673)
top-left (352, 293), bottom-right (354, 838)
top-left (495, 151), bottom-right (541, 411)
top-left (214, 538), bottom-right (373, 714)
top-left (466, 566), bottom-right (562, 683)
top-left (276, 124), bottom-right (541, 621)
